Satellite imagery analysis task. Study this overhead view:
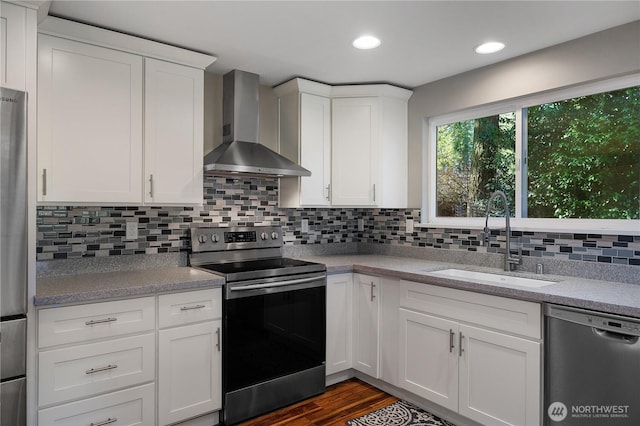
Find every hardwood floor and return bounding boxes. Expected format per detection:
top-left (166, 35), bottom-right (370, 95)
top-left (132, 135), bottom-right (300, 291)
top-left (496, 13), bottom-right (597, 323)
top-left (238, 378), bottom-right (398, 426)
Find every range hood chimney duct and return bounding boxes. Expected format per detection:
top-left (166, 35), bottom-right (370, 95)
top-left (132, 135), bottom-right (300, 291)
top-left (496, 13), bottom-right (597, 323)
top-left (204, 70), bottom-right (311, 177)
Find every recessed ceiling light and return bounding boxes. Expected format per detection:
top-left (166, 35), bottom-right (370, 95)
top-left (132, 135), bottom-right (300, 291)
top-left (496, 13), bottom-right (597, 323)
top-left (353, 35), bottom-right (381, 50)
top-left (475, 41), bottom-right (505, 54)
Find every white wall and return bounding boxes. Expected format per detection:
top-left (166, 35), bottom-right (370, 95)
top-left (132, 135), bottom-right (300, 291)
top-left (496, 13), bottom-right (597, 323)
top-left (407, 21), bottom-right (640, 207)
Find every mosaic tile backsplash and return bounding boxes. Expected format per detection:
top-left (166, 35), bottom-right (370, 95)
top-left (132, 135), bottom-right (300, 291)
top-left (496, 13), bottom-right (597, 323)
top-left (37, 176), bottom-right (640, 267)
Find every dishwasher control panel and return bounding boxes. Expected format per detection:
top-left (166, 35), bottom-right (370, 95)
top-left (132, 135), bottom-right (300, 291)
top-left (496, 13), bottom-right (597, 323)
top-left (546, 304), bottom-right (640, 336)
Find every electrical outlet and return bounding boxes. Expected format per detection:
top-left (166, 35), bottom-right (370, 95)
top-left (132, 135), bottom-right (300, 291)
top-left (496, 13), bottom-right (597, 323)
top-left (126, 222), bottom-right (138, 240)
top-left (406, 219), bottom-right (414, 233)
top-left (358, 219), bottom-right (364, 232)
top-left (301, 219), bottom-right (309, 233)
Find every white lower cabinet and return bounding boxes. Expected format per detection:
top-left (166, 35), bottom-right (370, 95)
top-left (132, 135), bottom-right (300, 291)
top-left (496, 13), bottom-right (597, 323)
top-left (158, 321), bottom-right (221, 425)
top-left (37, 288), bottom-right (223, 426)
top-left (158, 289), bottom-right (222, 425)
top-left (326, 274), bottom-right (353, 375)
top-left (352, 274), bottom-right (380, 378)
top-left (399, 280), bottom-right (541, 426)
top-left (38, 333), bottom-right (155, 407)
top-left (399, 309), bottom-right (460, 410)
top-left (379, 276), bottom-right (401, 387)
top-left (38, 296), bottom-right (156, 348)
top-left (38, 383), bottom-right (155, 426)
top-left (458, 324), bottom-right (540, 426)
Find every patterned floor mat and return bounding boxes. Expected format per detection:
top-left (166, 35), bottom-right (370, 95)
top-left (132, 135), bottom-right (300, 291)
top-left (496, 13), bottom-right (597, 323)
top-left (346, 400), bottom-right (456, 426)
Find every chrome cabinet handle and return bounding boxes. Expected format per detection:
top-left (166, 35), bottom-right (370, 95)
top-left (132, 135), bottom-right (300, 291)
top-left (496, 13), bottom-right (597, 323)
top-left (370, 281), bottom-right (376, 302)
top-left (216, 327), bottom-right (221, 352)
top-left (180, 304), bottom-right (206, 311)
top-left (90, 418), bottom-right (117, 426)
top-left (42, 169), bottom-right (48, 196)
top-left (373, 184), bottom-right (376, 203)
top-left (85, 318), bottom-right (117, 326)
top-left (149, 174), bottom-right (154, 198)
top-left (326, 184), bottom-right (331, 201)
top-left (86, 364), bottom-right (118, 375)
top-left (449, 329), bottom-right (455, 353)
top-left (459, 332), bottom-right (464, 357)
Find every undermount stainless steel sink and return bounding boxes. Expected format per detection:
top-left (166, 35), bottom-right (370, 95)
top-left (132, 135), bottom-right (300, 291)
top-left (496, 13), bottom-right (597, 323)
top-left (425, 268), bottom-right (556, 288)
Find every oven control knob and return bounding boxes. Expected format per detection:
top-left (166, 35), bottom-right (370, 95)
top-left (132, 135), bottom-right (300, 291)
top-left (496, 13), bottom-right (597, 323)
top-left (211, 234), bottom-right (219, 243)
top-left (271, 232), bottom-right (278, 240)
top-left (198, 234), bottom-right (207, 244)
top-left (260, 232), bottom-right (268, 240)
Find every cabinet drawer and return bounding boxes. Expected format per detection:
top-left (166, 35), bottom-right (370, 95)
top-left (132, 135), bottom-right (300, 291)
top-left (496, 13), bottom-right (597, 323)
top-left (159, 288), bottom-right (221, 329)
top-left (38, 383), bottom-right (155, 426)
top-left (38, 333), bottom-right (155, 407)
top-left (38, 297), bottom-right (155, 348)
top-left (400, 281), bottom-right (541, 339)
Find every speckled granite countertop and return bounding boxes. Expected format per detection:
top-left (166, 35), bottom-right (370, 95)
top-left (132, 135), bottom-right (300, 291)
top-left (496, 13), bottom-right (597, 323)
top-left (35, 254), bottom-right (639, 318)
top-left (35, 267), bottom-right (224, 306)
top-left (297, 254), bottom-right (640, 318)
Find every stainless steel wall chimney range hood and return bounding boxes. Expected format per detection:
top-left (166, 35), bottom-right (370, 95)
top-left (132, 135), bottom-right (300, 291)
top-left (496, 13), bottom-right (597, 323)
top-left (204, 70), bottom-right (311, 177)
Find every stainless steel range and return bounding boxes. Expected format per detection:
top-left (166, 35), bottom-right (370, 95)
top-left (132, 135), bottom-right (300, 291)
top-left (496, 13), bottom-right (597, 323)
top-left (189, 226), bottom-right (327, 425)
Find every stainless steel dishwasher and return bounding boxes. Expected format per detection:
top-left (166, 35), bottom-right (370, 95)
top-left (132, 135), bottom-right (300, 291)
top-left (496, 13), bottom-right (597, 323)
top-left (544, 304), bottom-right (640, 425)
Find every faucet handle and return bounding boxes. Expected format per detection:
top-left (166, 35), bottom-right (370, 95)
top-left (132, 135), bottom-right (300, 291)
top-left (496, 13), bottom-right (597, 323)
top-left (506, 248), bottom-right (522, 271)
top-left (507, 247), bottom-right (522, 264)
top-left (482, 227), bottom-right (491, 246)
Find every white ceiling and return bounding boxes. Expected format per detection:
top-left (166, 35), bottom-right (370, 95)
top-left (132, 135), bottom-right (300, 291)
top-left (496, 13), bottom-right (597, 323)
top-left (47, 1), bottom-right (640, 89)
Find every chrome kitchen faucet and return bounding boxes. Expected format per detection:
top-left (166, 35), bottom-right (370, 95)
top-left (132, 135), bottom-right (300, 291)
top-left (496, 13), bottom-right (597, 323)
top-left (483, 190), bottom-right (522, 271)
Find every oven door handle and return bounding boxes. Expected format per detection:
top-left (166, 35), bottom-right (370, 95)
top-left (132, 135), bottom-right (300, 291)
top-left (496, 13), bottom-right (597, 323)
top-left (229, 276), bottom-right (323, 292)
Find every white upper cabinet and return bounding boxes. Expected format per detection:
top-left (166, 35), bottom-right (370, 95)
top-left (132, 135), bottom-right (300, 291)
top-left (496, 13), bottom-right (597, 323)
top-left (331, 97), bottom-right (380, 206)
top-left (37, 34), bottom-right (144, 204)
top-left (36, 17), bottom-right (215, 205)
top-left (144, 58), bottom-right (204, 205)
top-left (275, 79), bottom-right (412, 208)
top-left (275, 78), bottom-right (332, 208)
top-left (331, 85), bottom-right (412, 207)
top-left (1, 1), bottom-right (35, 91)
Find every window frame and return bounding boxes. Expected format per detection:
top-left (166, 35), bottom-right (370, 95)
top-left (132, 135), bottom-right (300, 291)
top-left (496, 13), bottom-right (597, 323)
top-left (421, 74), bottom-right (640, 234)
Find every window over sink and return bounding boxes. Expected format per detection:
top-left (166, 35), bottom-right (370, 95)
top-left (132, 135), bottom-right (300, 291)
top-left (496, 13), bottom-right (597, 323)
top-left (423, 74), bottom-right (640, 233)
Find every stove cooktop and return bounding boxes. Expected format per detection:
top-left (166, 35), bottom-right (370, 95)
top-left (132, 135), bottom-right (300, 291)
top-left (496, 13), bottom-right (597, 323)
top-left (197, 257), bottom-right (321, 275)
top-left (189, 226), bottom-right (326, 282)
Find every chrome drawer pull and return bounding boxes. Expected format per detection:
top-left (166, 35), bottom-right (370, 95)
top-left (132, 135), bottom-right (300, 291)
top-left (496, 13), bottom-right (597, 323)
top-left (180, 304), bottom-right (206, 311)
top-left (90, 418), bottom-right (117, 426)
top-left (85, 318), bottom-right (117, 326)
top-left (86, 364), bottom-right (118, 375)
top-left (449, 329), bottom-right (455, 353)
top-left (459, 333), bottom-right (464, 357)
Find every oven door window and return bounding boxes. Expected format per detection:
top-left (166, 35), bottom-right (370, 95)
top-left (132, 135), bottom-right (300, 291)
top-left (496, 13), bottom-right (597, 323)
top-left (224, 284), bottom-right (326, 392)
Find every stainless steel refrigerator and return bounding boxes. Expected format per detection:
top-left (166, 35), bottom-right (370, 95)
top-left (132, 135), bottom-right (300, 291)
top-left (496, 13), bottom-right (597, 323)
top-left (0, 87), bottom-right (28, 426)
